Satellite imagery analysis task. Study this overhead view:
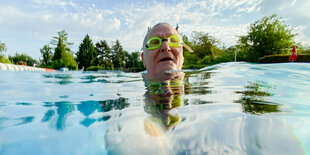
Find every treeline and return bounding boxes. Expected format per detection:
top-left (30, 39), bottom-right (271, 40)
top-left (1, 14), bottom-right (310, 71)
top-left (75, 35), bottom-right (144, 71)
top-left (181, 14), bottom-right (310, 69)
top-left (40, 30), bottom-right (144, 71)
top-left (0, 30), bottom-right (144, 71)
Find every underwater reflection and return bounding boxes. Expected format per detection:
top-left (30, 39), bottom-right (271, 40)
top-left (99, 97), bottom-right (129, 112)
top-left (80, 75), bottom-right (109, 83)
top-left (54, 101), bottom-right (75, 130)
top-left (184, 71), bottom-right (213, 95)
top-left (80, 73), bottom-right (141, 84)
top-left (39, 98), bottom-right (129, 130)
top-left (235, 81), bottom-right (281, 114)
top-left (143, 71), bottom-right (185, 136)
top-left (0, 116), bottom-right (35, 129)
top-left (42, 73), bottom-right (73, 85)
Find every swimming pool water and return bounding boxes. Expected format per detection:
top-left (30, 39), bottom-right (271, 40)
top-left (0, 62), bottom-right (309, 154)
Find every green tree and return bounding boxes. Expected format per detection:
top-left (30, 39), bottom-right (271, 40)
top-left (126, 51), bottom-right (144, 70)
top-left (50, 30), bottom-right (73, 48)
top-left (238, 14), bottom-right (295, 62)
top-left (111, 40), bottom-right (126, 69)
top-left (0, 41), bottom-right (11, 63)
top-left (52, 30), bottom-right (73, 61)
top-left (183, 33), bottom-right (229, 68)
top-left (53, 38), bottom-right (64, 61)
top-left (8, 53), bottom-right (38, 66)
top-left (51, 32), bottom-right (77, 70)
top-left (95, 40), bottom-right (113, 69)
top-left (0, 41), bottom-right (7, 56)
top-left (191, 31), bottom-right (221, 59)
top-left (40, 44), bottom-right (53, 67)
top-left (182, 34), bottom-right (199, 67)
top-left (76, 34), bottom-right (96, 69)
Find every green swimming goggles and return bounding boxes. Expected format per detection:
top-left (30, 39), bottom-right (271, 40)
top-left (145, 35), bottom-right (194, 53)
top-left (146, 35), bottom-right (182, 50)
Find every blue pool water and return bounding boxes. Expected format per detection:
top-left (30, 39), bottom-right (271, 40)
top-left (0, 62), bottom-right (309, 154)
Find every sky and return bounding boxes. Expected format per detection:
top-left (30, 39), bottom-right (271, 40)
top-left (0, 0), bottom-right (310, 60)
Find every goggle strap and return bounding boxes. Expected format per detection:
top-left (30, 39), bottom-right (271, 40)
top-left (182, 43), bottom-right (194, 53)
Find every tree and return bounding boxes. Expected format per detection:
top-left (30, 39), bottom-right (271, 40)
top-left (40, 44), bottom-right (53, 67)
top-left (50, 30), bottom-right (73, 48)
top-left (52, 30), bottom-right (73, 61)
top-left (8, 53), bottom-right (38, 66)
top-left (182, 33), bottom-right (229, 68)
top-left (51, 30), bottom-right (77, 70)
top-left (95, 40), bottom-right (113, 69)
top-left (111, 40), bottom-right (127, 69)
top-left (191, 31), bottom-right (221, 59)
top-left (76, 34), bottom-right (96, 69)
top-left (238, 14), bottom-right (295, 62)
top-left (182, 34), bottom-right (198, 66)
top-left (0, 41), bottom-right (11, 63)
top-left (0, 41), bottom-right (7, 56)
top-left (126, 51), bottom-right (143, 70)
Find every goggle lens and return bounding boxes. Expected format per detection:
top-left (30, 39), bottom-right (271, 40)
top-left (146, 35), bottom-right (182, 50)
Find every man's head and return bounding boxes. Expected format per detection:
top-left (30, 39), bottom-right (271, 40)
top-left (142, 23), bottom-right (184, 74)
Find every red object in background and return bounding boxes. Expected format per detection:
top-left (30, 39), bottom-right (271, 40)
top-left (289, 45), bottom-right (298, 62)
top-left (44, 68), bottom-right (55, 72)
top-left (18, 61), bottom-right (25, 66)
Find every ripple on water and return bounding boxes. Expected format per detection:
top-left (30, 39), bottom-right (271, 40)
top-left (0, 63), bottom-right (309, 154)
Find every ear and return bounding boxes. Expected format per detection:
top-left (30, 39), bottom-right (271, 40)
top-left (141, 52), bottom-right (145, 67)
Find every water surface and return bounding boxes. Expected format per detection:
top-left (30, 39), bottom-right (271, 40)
top-left (0, 62), bottom-right (309, 154)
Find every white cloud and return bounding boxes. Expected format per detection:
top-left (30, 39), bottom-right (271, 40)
top-left (0, 5), bottom-right (121, 39)
top-left (259, 0), bottom-right (310, 46)
top-left (112, 0), bottom-right (260, 49)
top-left (30, 0), bottom-right (76, 7)
top-left (294, 26), bottom-right (310, 47)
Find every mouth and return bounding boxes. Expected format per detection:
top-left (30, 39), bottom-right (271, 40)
top-left (159, 57), bottom-right (174, 62)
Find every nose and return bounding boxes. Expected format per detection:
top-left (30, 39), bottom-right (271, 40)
top-left (160, 41), bottom-right (171, 52)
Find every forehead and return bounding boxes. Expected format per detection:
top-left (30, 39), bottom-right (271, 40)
top-left (148, 24), bottom-right (178, 38)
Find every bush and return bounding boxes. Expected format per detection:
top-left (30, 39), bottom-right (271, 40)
top-left (183, 63), bottom-right (207, 69)
top-left (0, 56), bottom-right (12, 64)
top-left (52, 52), bottom-right (78, 70)
top-left (86, 66), bottom-right (107, 71)
top-left (8, 53), bottom-right (38, 66)
top-left (199, 55), bottom-right (212, 64)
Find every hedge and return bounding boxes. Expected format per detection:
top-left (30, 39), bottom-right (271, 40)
top-left (259, 54), bottom-right (310, 63)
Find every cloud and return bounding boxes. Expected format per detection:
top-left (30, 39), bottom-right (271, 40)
top-left (0, 4), bottom-right (121, 51)
top-left (30, 0), bottom-right (76, 8)
top-left (113, 0), bottom-right (260, 49)
top-left (259, 0), bottom-right (310, 44)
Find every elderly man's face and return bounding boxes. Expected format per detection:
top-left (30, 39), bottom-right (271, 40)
top-left (142, 24), bottom-right (184, 74)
